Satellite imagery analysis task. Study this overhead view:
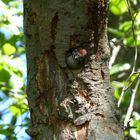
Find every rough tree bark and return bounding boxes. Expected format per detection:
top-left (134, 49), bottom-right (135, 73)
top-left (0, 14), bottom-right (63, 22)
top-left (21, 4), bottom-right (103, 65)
top-left (24, 0), bottom-right (124, 139)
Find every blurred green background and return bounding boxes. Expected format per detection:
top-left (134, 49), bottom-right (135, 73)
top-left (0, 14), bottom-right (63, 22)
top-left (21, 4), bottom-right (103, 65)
top-left (0, 0), bottom-right (140, 139)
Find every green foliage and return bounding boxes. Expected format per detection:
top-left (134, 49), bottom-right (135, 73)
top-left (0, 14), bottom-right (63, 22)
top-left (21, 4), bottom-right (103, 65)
top-left (2, 43), bottom-right (16, 55)
top-left (0, 0), bottom-right (30, 139)
top-left (109, 0), bottom-right (140, 139)
top-left (2, 0), bottom-right (11, 5)
top-left (109, 0), bottom-right (127, 15)
top-left (109, 0), bottom-right (140, 47)
top-left (9, 94), bottom-right (28, 116)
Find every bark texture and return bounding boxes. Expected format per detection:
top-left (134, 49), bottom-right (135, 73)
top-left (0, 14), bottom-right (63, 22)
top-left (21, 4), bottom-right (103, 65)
top-left (24, 0), bottom-right (124, 139)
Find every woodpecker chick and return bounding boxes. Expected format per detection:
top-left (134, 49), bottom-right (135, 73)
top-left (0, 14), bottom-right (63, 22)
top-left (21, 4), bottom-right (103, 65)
top-left (66, 48), bottom-right (87, 70)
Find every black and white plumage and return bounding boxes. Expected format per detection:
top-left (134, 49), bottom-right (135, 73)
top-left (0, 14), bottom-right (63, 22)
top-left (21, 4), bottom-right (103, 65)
top-left (65, 48), bottom-right (87, 70)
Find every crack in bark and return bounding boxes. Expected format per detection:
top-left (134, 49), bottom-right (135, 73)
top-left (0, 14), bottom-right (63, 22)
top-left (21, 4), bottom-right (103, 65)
top-left (51, 12), bottom-right (59, 44)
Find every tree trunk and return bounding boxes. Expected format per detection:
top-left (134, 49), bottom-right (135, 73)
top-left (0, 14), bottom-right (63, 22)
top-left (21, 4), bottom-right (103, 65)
top-left (24, 0), bottom-right (124, 139)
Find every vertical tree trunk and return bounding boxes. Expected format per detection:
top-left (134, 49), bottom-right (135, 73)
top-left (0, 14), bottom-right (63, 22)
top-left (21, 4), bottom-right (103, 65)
top-left (24, 0), bottom-right (124, 139)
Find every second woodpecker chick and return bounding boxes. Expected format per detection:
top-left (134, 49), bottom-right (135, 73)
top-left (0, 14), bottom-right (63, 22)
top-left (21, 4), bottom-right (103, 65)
top-left (66, 48), bottom-right (87, 70)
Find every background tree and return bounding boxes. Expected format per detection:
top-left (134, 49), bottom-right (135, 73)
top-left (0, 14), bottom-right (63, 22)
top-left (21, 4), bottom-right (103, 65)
top-left (24, 0), bottom-right (124, 140)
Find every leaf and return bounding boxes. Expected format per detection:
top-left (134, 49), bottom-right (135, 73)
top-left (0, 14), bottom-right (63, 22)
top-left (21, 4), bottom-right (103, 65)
top-left (8, 73), bottom-right (23, 89)
top-left (0, 129), bottom-right (12, 136)
top-left (2, 43), bottom-right (16, 55)
top-left (0, 97), bottom-right (3, 102)
top-left (0, 64), bottom-right (11, 83)
top-left (1, 0), bottom-right (10, 4)
top-left (110, 0), bottom-right (127, 15)
top-left (10, 105), bottom-right (21, 116)
top-left (119, 21), bottom-right (132, 32)
top-left (108, 28), bottom-right (124, 37)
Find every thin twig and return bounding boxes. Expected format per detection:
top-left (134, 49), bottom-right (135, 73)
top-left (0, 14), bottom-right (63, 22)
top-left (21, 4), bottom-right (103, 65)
top-left (123, 73), bottom-right (140, 91)
top-left (117, 72), bottom-right (138, 107)
top-left (117, 0), bottom-right (138, 107)
top-left (15, 112), bottom-right (30, 136)
top-left (109, 44), bottom-right (121, 69)
top-left (124, 78), bottom-right (140, 127)
top-left (125, 0), bottom-right (137, 73)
